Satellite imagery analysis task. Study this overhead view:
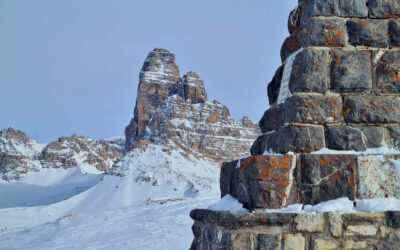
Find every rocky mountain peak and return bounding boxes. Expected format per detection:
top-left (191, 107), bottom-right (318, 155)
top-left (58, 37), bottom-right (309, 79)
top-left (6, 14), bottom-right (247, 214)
top-left (0, 128), bottom-right (41, 157)
top-left (139, 48), bottom-right (180, 83)
top-left (125, 48), bottom-right (260, 162)
top-left (0, 128), bottom-right (31, 144)
top-left (0, 129), bottom-right (121, 181)
top-left (39, 135), bottom-right (121, 172)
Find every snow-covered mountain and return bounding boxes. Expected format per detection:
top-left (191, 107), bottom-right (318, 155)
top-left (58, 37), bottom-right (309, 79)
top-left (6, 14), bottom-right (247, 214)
top-left (0, 128), bottom-right (121, 182)
top-left (0, 128), bottom-right (44, 181)
top-left (125, 48), bottom-right (259, 163)
top-left (0, 49), bottom-right (258, 249)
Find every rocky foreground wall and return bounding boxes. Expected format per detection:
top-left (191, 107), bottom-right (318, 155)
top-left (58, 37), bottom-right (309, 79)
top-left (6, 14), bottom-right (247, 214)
top-left (190, 209), bottom-right (400, 250)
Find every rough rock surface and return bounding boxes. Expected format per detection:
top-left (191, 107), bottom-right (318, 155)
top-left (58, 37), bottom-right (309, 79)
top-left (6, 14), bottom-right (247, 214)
top-left (221, 155), bottom-right (297, 210)
top-left (0, 128), bottom-right (121, 181)
top-left (0, 128), bottom-right (42, 181)
top-left (125, 48), bottom-right (259, 163)
top-left (192, 0), bottom-right (400, 248)
top-left (190, 210), bottom-right (400, 250)
top-left (39, 135), bottom-right (121, 172)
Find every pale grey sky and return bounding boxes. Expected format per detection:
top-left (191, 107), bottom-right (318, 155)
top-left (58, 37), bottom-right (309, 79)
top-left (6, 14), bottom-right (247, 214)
top-left (0, 0), bottom-right (298, 142)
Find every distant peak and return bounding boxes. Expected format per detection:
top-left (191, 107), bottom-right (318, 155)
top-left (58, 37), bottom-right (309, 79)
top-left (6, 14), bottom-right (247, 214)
top-left (183, 71), bottom-right (200, 79)
top-left (0, 127), bottom-right (32, 143)
top-left (152, 48), bottom-right (171, 54)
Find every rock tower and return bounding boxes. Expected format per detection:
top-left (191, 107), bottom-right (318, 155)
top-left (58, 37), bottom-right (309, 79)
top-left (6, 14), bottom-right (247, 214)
top-left (125, 48), bottom-right (260, 163)
top-left (190, 0), bottom-right (400, 248)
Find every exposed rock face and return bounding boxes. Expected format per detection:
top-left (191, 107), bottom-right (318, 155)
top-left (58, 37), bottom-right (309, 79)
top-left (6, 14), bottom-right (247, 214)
top-left (39, 135), bottom-right (121, 172)
top-left (125, 48), bottom-right (259, 162)
top-left (0, 128), bottom-right (42, 157)
top-left (0, 128), bottom-right (121, 181)
top-left (0, 128), bottom-right (42, 181)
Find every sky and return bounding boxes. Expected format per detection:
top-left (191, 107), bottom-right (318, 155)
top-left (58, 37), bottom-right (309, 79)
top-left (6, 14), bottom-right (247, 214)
top-left (0, 0), bottom-right (298, 143)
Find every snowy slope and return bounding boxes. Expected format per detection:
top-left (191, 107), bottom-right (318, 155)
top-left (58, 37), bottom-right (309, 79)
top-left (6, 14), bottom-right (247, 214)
top-left (0, 141), bottom-right (220, 231)
top-left (0, 197), bottom-right (218, 250)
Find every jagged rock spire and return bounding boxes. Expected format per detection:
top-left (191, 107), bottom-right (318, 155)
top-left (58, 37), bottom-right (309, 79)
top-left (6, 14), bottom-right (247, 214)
top-left (124, 48), bottom-right (260, 162)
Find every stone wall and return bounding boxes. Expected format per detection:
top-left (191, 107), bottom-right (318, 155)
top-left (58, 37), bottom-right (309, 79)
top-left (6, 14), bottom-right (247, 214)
top-left (190, 209), bottom-right (400, 250)
top-left (253, 0), bottom-right (400, 155)
top-left (221, 154), bottom-right (400, 210)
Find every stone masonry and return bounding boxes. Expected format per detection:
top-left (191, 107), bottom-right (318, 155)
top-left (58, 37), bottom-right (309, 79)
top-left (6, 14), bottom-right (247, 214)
top-left (191, 0), bottom-right (400, 249)
top-left (191, 210), bottom-right (400, 250)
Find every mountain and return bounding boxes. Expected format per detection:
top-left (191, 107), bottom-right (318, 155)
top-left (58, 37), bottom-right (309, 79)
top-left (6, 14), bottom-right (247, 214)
top-left (0, 128), bottom-right (43, 181)
top-left (0, 129), bottom-right (121, 181)
top-left (125, 48), bottom-right (259, 163)
top-left (0, 48), bottom-right (260, 249)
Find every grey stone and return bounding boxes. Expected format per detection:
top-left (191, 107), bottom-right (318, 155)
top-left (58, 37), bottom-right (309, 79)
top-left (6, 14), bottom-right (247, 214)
top-left (331, 50), bottom-right (372, 93)
top-left (347, 19), bottom-right (389, 48)
top-left (343, 95), bottom-right (400, 124)
top-left (258, 105), bottom-right (283, 133)
top-left (377, 233), bottom-right (400, 250)
top-left (283, 94), bottom-right (343, 125)
top-left (386, 211), bottom-right (400, 228)
top-left (327, 126), bottom-right (385, 150)
top-left (328, 213), bottom-right (343, 237)
top-left (376, 51), bottom-right (400, 94)
top-left (294, 213), bottom-right (325, 232)
top-left (297, 154), bottom-right (357, 205)
top-left (346, 224), bottom-right (378, 236)
top-left (284, 233), bottom-right (305, 250)
top-left (289, 48), bottom-right (329, 93)
top-left (357, 155), bottom-right (400, 199)
top-left (256, 234), bottom-right (281, 250)
top-left (259, 94), bottom-right (342, 133)
top-left (251, 126), bottom-right (325, 155)
top-left (339, 0), bottom-right (368, 17)
top-left (369, 0), bottom-right (400, 18)
top-left (389, 20), bottom-right (400, 47)
top-left (189, 209), bottom-right (294, 227)
top-left (299, 0), bottom-right (368, 18)
top-left (387, 127), bottom-right (400, 149)
top-left (313, 238), bottom-right (339, 250)
top-left (300, 0), bottom-right (340, 18)
top-left (288, 6), bottom-right (301, 35)
top-left (267, 66), bottom-right (283, 106)
top-left (220, 160), bottom-right (239, 198)
top-left (326, 126), bottom-right (367, 151)
top-left (298, 17), bottom-right (347, 47)
top-left (250, 134), bottom-right (272, 156)
top-left (281, 35), bottom-right (300, 63)
top-left (359, 127), bottom-right (384, 148)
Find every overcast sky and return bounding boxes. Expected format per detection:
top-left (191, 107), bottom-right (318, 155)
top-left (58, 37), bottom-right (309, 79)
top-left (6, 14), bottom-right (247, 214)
top-left (0, 0), bottom-right (298, 143)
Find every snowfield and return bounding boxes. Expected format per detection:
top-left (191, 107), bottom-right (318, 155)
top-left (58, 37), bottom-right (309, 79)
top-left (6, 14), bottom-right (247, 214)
top-left (0, 143), bottom-right (221, 250)
top-left (0, 197), bottom-right (218, 250)
top-left (3, 142), bottom-right (400, 249)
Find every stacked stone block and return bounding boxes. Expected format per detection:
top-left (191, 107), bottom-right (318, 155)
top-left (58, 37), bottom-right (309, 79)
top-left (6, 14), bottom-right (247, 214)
top-left (190, 1), bottom-right (400, 248)
top-left (190, 210), bottom-right (400, 249)
top-left (255, 0), bottom-right (400, 155)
